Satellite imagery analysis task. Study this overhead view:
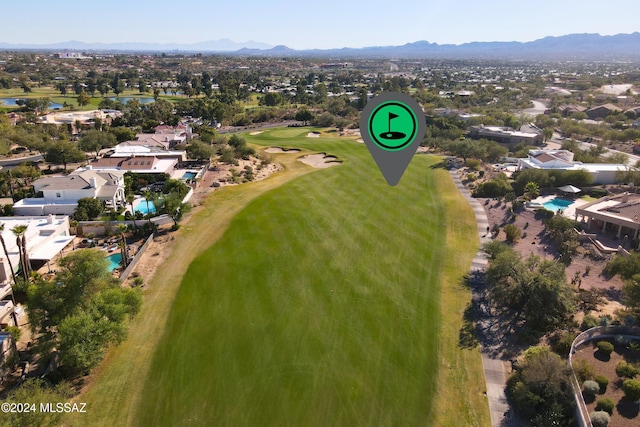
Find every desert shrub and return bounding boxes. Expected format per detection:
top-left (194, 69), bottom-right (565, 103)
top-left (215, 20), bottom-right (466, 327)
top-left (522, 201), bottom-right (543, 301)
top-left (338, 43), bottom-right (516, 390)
top-left (581, 314), bottom-right (599, 330)
top-left (616, 361), bottom-right (640, 378)
top-left (596, 341), bottom-right (614, 356)
top-left (595, 398), bottom-right (615, 414)
top-left (466, 158), bottom-right (481, 170)
top-left (583, 380), bottom-right (600, 396)
top-left (595, 375), bottom-right (609, 393)
top-left (472, 177), bottom-right (512, 198)
top-left (573, 359), bottom-right (595, 382)
top-left (589, 188), bottom-right (608, 198)
top-left (535, 208), bottom-right (555, 220)
top-left (622, 378), bottom-right (640, 401)
top-left (550, 331), bottom-right (576, 357)
top-left (512, 200), bottom-right (525, 212)
top-left (504, 224), bottom-right (522, 243)
top-left (590, 411), bottom-right (610, 427)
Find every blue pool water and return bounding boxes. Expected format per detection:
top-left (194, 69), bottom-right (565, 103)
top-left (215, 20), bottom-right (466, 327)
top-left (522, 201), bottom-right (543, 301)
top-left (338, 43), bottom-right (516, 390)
top-left (543, 197), bottom-right (575, 212)
top-left (108, 97), bottom-right (155, 104)
top-left (106, 253), bottom-right (122, 272)
top-left (134, 199), bottom-right (156, 215)
top-left (182, 172), bottom-right (197, 180)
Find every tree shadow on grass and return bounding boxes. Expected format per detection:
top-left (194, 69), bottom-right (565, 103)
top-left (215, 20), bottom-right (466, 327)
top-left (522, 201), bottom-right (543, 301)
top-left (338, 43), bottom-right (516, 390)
top-left (616, 397), bottom-right (640, 419)
top-left (459, 302), bottom-right (480, 350)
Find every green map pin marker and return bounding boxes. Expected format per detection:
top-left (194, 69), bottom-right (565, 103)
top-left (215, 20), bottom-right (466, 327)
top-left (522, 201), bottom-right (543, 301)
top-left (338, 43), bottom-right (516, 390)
top-left (360, 92), bottom-right (426, 186)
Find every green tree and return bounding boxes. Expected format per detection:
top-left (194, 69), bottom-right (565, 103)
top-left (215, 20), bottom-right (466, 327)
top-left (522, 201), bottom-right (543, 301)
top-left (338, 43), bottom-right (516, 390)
top-left (606, 152), bottom-right (629, 165)
top-left (78, 130), bottom-right (117, 157)
top-left (0, 222), bottom-right (18, 284)
top-left (77, 92), bottom-right (91, 107)
top-left (219, 146), bottom-right (235, 164)
top-left (487, 248), bottom-right (576, 336)
top-left (295, 108), bottom-right (313, 125)
top-left (26, 249), bottom-right (141, 372)
top-left (524, 181), bottom-right (540, 199)
top-left (507, 347), bottom-right (575, 425)
top-left (73, 198), bottom-right (103, 221)
top-left (186, 140), bottom-right (214, 161)
top-left (10, 224), bottom-right (29, 281)
top-left (262, 92), bottom-right (283, 106)
top-left (543, 127), bottom-right (554, 142)
top-left (109, 127), bottom-right (136, 143)
top-left (126, 194), bottom-right (137, 230)
top-left (45, 142), bottom-right (86, 170)
top-left (0, 379), bottom-right (72, 427)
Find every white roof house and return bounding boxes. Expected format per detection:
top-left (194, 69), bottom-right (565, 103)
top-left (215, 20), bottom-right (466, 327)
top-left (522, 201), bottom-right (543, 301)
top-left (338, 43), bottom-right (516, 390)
top-left (518, 149), bottom-right (631, 185)
top-left (0, 215), bottom-right (73, 285)
top-left (13, 170), bottom-right (125, 216)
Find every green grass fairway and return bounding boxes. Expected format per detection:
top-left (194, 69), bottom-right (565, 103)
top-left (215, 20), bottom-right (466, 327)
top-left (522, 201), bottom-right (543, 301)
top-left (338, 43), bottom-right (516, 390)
top-left (130, 129), bottom-right (486, 426)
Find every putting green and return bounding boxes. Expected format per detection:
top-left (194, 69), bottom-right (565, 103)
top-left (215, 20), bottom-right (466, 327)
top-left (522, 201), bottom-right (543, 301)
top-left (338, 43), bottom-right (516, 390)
top-left (131, 130), bottom-right (480, 426)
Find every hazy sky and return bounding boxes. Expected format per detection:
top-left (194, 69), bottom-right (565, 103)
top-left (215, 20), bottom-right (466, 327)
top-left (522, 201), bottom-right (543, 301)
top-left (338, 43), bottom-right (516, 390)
top-left (3, 0), bottom-right (639, 49)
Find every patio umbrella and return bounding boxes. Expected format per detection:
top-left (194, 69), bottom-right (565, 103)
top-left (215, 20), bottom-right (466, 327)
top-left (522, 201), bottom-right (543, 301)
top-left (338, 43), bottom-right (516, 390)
top-left (558, 184), bottom-right (582, 193)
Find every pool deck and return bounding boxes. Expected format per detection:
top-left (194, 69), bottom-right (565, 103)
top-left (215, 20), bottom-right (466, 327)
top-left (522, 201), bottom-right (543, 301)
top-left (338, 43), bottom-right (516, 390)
top-left (530, 195), bottom-right (589, 218)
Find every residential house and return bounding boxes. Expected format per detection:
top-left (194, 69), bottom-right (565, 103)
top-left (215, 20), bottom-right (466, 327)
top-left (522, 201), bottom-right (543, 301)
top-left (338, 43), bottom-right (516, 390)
top-left (13, 170), bottom-right (125, 216)
top-left (518, 149), bottom-right (630, 184)
top-left (469, 125), bottom-right (543, 149)
top-left (575, 193), bottom-right (640, 240)
top-left (585, 104), bottom-right (623, 120)
top-left (79, 155), bottom-right (178, 175)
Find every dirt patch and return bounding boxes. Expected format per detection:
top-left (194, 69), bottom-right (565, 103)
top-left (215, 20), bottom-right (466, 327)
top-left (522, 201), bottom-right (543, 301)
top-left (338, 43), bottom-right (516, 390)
top-left (573, 340), bottom-right (640, 427)
top-left (298, 154), bottom-right (341, 169)
top-left (480, 197), bottom-right (625, 295)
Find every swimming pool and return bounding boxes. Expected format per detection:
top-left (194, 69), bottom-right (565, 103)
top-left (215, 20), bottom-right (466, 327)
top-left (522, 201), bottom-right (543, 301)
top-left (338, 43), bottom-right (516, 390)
top-left (106, 253), bottom-right (122, 272)
top-left (133, 199), bottom-right (156, 215)
top-left (543, 197), bottom-right (575, 212)
top-left (182, 171), bottom-right (197, 180)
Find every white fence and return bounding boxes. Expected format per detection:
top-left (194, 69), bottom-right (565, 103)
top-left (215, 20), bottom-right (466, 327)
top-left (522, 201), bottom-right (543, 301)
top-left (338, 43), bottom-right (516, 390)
top-left (568, 326), bottom-right (640, 427)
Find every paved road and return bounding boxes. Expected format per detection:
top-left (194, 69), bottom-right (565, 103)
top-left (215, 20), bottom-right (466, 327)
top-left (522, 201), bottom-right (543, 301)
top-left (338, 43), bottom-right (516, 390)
top-left (449, 168), bottom-right (521, 427)
top-left (520, 100), bottom-right (547, 118)
top-left (0, 154), bottom-right (43, 166)
top-left (547, 132), bottom-right (640, 166)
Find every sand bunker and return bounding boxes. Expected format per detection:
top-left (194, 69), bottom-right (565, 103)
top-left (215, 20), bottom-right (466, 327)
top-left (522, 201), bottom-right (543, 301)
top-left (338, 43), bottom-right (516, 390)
top-left (265, 147), bottom-right (301, 153)
top-left (249, 131), bottom-right (264, 135)
top-left (306, 132), bottom-right (321, 138)
top-left (356, 138), bottom-right (364, 143)
top-left (298, 154), bottom-right (341, 169)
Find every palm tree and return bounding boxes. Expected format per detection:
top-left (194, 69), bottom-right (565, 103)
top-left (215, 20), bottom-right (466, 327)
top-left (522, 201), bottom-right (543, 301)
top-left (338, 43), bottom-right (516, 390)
top-left (10, 225), bottom-right (29, 281)
top-left (0, 223), bottom-right (18, 284)
top-left (115, 224), bottom-right (129, 269)
top-left (142, 190), bottom-right (153, 224)
top-left (126, 194), bottom-right (138, 230)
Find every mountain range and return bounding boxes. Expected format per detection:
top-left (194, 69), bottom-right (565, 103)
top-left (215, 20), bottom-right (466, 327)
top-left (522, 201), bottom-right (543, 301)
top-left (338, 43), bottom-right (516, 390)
top-left (0, 38), bottom-right (272, 52)
top-left (2, 33), bottom-right (640, 60)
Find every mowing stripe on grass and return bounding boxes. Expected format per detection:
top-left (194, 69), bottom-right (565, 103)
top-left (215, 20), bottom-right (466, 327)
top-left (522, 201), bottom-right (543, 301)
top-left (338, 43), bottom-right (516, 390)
top-left (134, 136), bottom-right (447, 426)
